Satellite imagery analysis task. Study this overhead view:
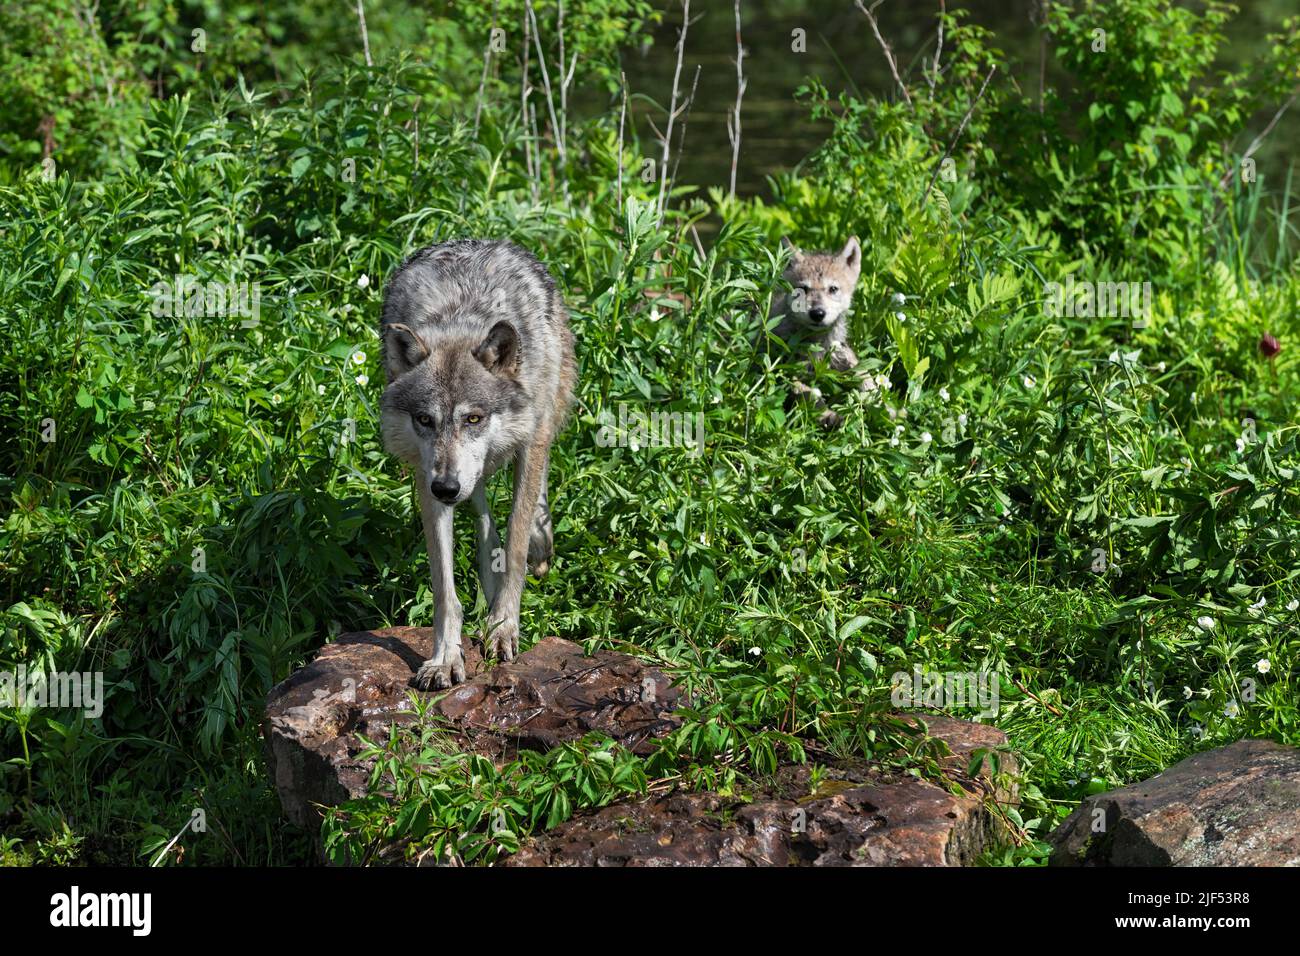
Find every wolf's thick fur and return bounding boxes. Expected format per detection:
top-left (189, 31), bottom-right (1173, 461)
top-left (768, 236), bottom-right (863, 428)
top-left (380, 239), bottom-right (576, 690)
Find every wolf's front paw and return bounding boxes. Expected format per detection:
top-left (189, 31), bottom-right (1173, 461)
top-left (818, 408), bottom-right (844, 430)
top-left (829, 345), bottom-right (859, 372)
top-left (485, 618), bottom-right (519, 663)
top-left (413, 647), bottom-right (466, 691)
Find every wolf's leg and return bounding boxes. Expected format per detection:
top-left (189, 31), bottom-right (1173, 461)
top-left (470, 479), bottom-right (502, 609)
top-left (413, 481), bottom-right (466, 690)
top-left (829, 343), bottom-right (859, 372)
top-left (485, 434), bottom-right (550, 662)
top-left (527, 455), bottom-right (553, 577)
top-left (791, 378), bottom-right (843, 430)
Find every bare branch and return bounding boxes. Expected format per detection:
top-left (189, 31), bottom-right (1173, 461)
top-left (923, 63), bottom-right (997, 205)
top-left (728, 0), bottom-right (747, 199)
top-left (657, 0), bottom-right (691, 227)
top-left (929, 0), bottom-right (945, 93)
top-left (355, 0), bottom-right (373, 68)
top-left (617, 70), bottom-right (628, 212)
top-left (1218, 84), bottom-right (1300, 191)
top-left (668, 64), bottom-right (702, 212)
top-left (855, 0), bottom-right (912, 112)
top-left (525, 0), bottom-right (566, 167)
top-left (473, 0), bottom-right (501, 135)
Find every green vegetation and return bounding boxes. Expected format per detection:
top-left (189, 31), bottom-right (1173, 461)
top-left (1, 0), bottom-right (1298, 866)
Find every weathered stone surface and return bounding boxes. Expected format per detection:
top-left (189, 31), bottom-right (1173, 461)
top-left (1049, 739), bottom-right (1300, 866)
top-left (263, 628), bottom-right (680, 829)
top-left (264, 627), bottom-right (1020, 865)
top-left (503, 717), bottom-right (1019, 867)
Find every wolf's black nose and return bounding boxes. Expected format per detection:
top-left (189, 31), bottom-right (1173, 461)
top-left (809, 307), bottom-right (826, 321)
top-left (430, 477), bottom-right (460, 503)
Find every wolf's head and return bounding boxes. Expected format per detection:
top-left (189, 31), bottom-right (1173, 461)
top-left (380, 321), bottom-right (531, 505)
top-left (779, 236), bottom-right (862, 329)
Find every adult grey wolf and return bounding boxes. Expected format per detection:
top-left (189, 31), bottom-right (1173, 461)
top-left (380, 239), bottom-right (576, 690)
top-left (768, 236), bottom-right (863, 428)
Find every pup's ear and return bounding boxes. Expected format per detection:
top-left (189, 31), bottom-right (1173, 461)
top-left (473, 320), bottom-right (520, 377)
top-left (383, 322), bottom-right (432, 375)
top-left (841, 236), bottom-right (861, 271)
top-left (780, 236), bottom-right (802, 263)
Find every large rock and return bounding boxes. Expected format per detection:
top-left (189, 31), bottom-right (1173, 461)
top-left (263, 628), bottom-right (1020, 866)
top-left (263, 628), bottom-right (681, 829)
top-left (504, 716), bottom-right (1019, 867)
top-left (1049, 739), bottom-right (1300, 866)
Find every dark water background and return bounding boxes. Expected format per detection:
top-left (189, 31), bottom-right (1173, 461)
top-left (598, 0), bottom-right (1299, 199)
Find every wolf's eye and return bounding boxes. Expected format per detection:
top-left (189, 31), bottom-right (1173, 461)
top-left (829, 285), bottom-right (839, 295)
top-left (415, 413), bottom-right (433, 427)
top-left (465, 413), bottom-right (483, 425)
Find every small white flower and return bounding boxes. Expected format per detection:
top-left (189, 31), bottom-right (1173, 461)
top-left (1191, 391), bottom-right (1198, 404)
top-left (1223, 700), bottom-right (1240, 719)
top-left (1156, 361), bottom-right (1166, 373)
top-left (1256, 658), bottom-right (1271, 675)
top-left (875, 373), bottom-right (891, 389)
top-left (317, 385), bottom-right (326, 395)
top-left (1023, 375), bottom-right (1036, 389)
top-left (1236, 438), bottom-right (1246, 454)
top-left (355, 373), bottom-right (369, 386)
top-left (958, 413), bottom-right (968, 428)
top-left (1189, 723), bottom-right (1204, 739)
top-left (892, 292), bottom-right (906, 306)
top-left (1183, 686), bottom-right (1193, 700)
top-left (357, 274), bottom-right (370, 289)
top-left (351, 350), bottom-right (366, 366)
top-left (921, 431), bottom-right (933, 444)
top-left (1196, 615), bottom-right (1216, 632)
top-left (272, 393), bottom-right (283, 405)
top-left (1288, 599), bottom-right (1299, 612)
top-left (895, 311), bottom-right (907, 323)
top-left (748, 646), bottom-right (761, 657)
top-left (1250, 596), bottom-right (1267, 612)
top-left (939, 387), bottom-right (950, 402)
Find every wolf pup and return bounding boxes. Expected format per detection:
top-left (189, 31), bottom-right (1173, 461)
top-left (769, 235), bottom-right (862, 428)
top-left (380, 240), bottom-right (576, 690)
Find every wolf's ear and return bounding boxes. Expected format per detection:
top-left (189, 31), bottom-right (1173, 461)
top-left (780, 236), bottom-right (802, 263)
top-left (384, 322), bottom-right (432, 375)
top-left (841, 236), bottom-right (861, 271)
top-left (473, 320), bottom-right (520, 378)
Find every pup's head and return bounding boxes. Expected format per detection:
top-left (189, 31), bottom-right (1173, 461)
top-left (779, 236), bottom-right (862, 329)
top-left (380, 321), bottom-right (528, 505)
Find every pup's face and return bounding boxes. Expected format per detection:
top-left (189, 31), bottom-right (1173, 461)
top-left (380, 322), bottom-right (528, 505)
top-left (780, 236), bottom-right (862, 329)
